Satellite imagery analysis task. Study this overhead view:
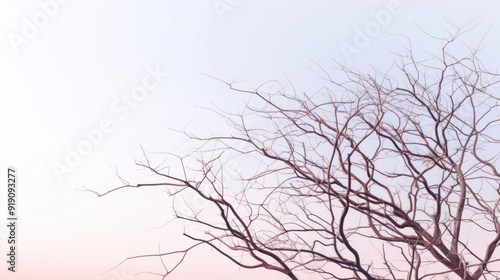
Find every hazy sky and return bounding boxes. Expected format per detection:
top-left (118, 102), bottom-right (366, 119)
top-left (1, 1), bottom-right (500, 280)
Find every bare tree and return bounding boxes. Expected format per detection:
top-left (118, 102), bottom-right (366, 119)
top-left (89, 27), bottom-right (500, 279)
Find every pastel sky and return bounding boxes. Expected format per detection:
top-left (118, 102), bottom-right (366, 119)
top-left (0, 1), bottom-right (499, 280)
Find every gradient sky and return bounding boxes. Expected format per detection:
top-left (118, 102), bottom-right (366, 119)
top-left (1, 1), bottom-right (500, 280)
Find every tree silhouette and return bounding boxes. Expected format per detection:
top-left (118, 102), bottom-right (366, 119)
top-left (89, 27), bottom-right (500, 279)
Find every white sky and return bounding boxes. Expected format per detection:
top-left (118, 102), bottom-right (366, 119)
top-left (0, 1), bottom-right (500, 280)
